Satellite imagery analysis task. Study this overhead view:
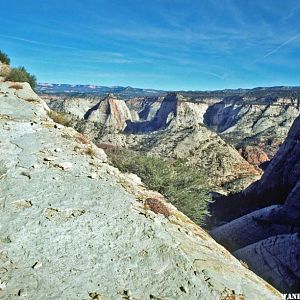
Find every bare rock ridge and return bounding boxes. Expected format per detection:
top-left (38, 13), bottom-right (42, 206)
top-left (210, 115), bottom-right (300, 292)
top-left (84, 93), bottom-right (132, 132)
top-left (0, 82), bottom-right (281, 299)
top-left (125, 93), bottom-right (208, 133)
top-left (204, 95), bottom-right (300, 158)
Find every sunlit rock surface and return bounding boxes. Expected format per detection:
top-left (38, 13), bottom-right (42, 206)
top-left (211, 115), bottom-right (300, 292)
top-left (0, 82), bottom-right (281, 299)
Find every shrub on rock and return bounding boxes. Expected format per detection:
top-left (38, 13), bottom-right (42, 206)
top-left (0, 63), bottom-right (10, 77)
top-left (6, 66), bottom-right (37, 89)
top-left (0, 50), bottom-right (10, 65)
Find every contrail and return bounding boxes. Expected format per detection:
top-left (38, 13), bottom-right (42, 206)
top-left (262, 34), bottom-right (300, 59)
top-left (0, 33), bottom-right (78, 50)
top-left (200, 70), bottom-right (226, 80)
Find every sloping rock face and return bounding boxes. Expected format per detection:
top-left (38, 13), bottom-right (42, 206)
top-left (85, 93), bottom-right (132, 132)
top-left (238, 146), bottom-right (269, 167)
top-left (126, 125), bottom-right (261, 193)
top-left (204, 96), bottom-right (300, 158)
top-left (234, 234), bottom-right (300, 293)
top-left (126, 93), bottom-right (208, 133)
top-left (210, 115), bottom-right (300, 222)
top-left (47, 96), bottom-right (99, 119)
top-left (210, 116), bottom-right (300, 292)
top-left (0, 82), bottom-right (281, 299)
top-left (126, 96), bottom-right (163, 122)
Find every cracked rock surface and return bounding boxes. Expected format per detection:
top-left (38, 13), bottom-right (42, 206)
top-left (0, 82), bottom-right (281, 299)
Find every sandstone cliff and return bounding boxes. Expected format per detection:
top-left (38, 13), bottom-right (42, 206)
top-left (204, 96), bottom-right (300, 158)
top-left (119, 94), bottom-right (260, 193)
top-left (126, 96), bottom-right (163, 121)
top-left (47, 96), bottom-right (99, 119)
top-left (126, 93), bottom-right (208, 133)
top-left (85, 93), bottom-right (132, 132)
top-left (210, 115), bottom-right (300, 292)
top-left (0, 82), bottom-right (281, 299)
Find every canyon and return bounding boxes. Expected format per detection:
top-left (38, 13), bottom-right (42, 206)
top-left (1, 67), bottom-right (300, 297)
top-left (210, 114), bottom-right (300, 292)
top-left (43, 85), bottom-right (300, 164)
top-left (41, 84), bottom-right (300, 294)
top-left (0, 81), bottom-right (282, 299)
top-left (44, 87), bottom-right (300, 188)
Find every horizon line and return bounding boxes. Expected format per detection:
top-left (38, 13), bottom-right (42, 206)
top-left (37, 82), bottom-right (300, 93)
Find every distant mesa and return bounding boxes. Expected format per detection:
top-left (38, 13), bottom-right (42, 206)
top-left (36, 83), bottom-right (166, 98)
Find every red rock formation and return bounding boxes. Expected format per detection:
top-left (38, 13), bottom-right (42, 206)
top-left (238, 146), bottom-right (269, 167)
top-left (85, 93), bottom-right (132, 132)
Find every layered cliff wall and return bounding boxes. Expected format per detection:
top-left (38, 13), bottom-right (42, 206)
top-left (85, 93), bottom-right (132, 132)
top-left (204, 96), bottom-right (300, 158)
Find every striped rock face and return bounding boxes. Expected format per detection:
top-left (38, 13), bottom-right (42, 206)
top-left (85, 93), bottom-right (132, 132)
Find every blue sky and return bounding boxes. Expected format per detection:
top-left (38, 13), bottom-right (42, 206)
top-left (1, 0), bottom-right (300, 90)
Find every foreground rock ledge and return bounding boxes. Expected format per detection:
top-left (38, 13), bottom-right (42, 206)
top-left (0, 82), bottom-right (280, 299)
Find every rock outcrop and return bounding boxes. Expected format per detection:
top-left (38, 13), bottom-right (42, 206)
top-left (47, 96), bottom-right (99, 119)
top-left (210, 115), bottom-right (300, 292)
top-left (85, 93), bottom-right (132, 132)
top-left (126, 93), bottom-right (208, 133)
top-left (234, 233), bottom-right (300, 293)
top-left (0, 82), bottom-right (281, 299)
top-left (238, 146), bottom-right (269, 167)
top-left (204, 96), bottom-right (300, 158)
